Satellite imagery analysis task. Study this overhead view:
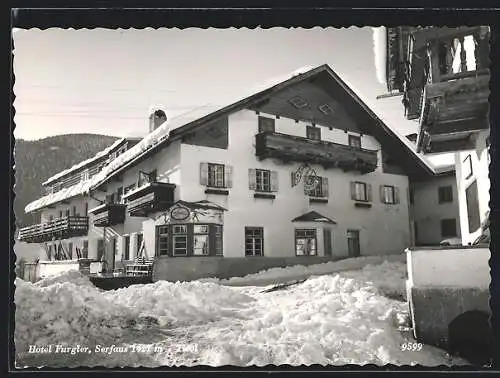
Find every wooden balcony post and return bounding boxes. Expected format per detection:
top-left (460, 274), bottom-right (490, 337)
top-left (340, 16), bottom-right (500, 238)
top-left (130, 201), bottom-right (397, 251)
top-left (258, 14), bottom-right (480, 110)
top-left (459, 36), bottom-right (467, 73)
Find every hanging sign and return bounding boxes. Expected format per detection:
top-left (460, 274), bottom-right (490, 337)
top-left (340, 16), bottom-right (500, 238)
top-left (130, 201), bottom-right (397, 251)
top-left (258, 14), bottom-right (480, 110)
top-left (170, 206), bottom-right (191, 221)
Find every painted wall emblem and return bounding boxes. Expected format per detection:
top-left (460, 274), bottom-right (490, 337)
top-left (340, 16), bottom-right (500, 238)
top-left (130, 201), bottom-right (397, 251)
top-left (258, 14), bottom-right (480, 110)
top-left (170, 206), bottom-right (191, 221)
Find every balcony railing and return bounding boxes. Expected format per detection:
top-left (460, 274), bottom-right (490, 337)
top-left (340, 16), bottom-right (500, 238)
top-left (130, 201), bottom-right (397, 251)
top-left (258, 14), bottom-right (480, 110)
top-left (255, 132), bottom-right (378, 174)
top-left (123, 182), bottom-right (176, 217)
top-left (89, 203), bottom-right (127, 227)
top-left (18, 216), bottom-right (89, 243)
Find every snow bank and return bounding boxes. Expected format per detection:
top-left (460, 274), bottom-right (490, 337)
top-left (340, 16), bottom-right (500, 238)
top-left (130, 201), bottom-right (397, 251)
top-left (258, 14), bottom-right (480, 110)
top-left (200, 255), bottom-right (406, 289)
top-left (15, 262), bottom-right (463, 367)
top-left (104, 280), bottom-right (254, 327)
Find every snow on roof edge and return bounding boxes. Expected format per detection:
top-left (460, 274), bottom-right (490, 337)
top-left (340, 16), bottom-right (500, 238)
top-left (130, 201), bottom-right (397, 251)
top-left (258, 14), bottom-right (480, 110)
top-left (42, 138), bottom-right (126, 186)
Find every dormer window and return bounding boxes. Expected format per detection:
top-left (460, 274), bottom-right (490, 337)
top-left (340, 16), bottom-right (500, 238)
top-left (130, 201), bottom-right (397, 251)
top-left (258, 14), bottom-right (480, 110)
top-left (258, 116), bottom-right (275, 133)
top-left (289, 96), bottom-right (308, 109)
top-left (348, 135), bottom-right (362, 149)
top-left (318, 103), bottom-right (335, 115)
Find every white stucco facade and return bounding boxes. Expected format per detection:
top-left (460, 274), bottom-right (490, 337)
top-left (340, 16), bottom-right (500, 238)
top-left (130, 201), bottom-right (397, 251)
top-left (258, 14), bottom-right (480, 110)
top-left (174, 109), bottom-right (411, 258)
top-left (455, 130), bottom-right (490, 246)
top-left (410, 174), bottom-right (461, 246)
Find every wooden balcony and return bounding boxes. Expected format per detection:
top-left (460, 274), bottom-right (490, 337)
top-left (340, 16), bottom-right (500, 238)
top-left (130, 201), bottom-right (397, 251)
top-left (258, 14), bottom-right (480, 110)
top-left (418, 74), bottom-right (490, 153)
top-left (124, 182), bottom-right (176, 217)
top-left (255, 132), bottom-right (378, 174)
top-left (18, 216), bottom-right (89, 243)
top-left (89, 203), bottom-right (126, 227)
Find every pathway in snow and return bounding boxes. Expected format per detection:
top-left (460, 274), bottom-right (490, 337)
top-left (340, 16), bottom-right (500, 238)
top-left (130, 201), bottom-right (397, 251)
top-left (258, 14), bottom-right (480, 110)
top-left (15, 259), bottom-right (466, 367)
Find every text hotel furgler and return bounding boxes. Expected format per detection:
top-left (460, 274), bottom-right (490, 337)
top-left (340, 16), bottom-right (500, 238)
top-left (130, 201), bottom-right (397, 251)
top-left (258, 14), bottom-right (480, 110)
top-left (28, 344), bottom-right (163, 355)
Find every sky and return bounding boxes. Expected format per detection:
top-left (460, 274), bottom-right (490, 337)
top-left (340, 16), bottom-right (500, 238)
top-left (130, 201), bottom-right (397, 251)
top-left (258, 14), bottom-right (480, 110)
top-left (13, 27), bottom-right (422, 141)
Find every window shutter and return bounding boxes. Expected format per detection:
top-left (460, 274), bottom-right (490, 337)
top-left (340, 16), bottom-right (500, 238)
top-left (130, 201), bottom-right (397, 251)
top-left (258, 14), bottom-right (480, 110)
top-left (225, 165), bottom-right (233, 188)
top-left (270, 171), bottom-right (279, 192)
top-left (321, 177), bottom-right (329, 197)
top-left (367, 184), bottom-right (372, 202)
top-left (248, 169), bottom-right (257, 190)
top-left (350, 182), bottom-right (356, 200)
top-left (200, 162), bottom-right (209, 185)
top-left (380, 185), bottom-right (385, 203)
top-left (394, 187), bottom-right (400, 204)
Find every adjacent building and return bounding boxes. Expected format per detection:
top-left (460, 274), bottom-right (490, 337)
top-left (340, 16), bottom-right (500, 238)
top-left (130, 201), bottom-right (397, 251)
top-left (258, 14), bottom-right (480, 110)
top-left (18, 64), bottom-right (459, 280)
top-left (379, 25), bottom-right (490, 246)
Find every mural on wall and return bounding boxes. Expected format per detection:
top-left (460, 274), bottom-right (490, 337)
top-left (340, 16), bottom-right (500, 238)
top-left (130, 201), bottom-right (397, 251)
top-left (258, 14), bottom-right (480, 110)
top-left (291, 163), bottom-right (320, 192)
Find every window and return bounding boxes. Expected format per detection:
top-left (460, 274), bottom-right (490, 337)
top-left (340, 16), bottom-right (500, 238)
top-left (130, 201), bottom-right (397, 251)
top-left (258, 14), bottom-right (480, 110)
top-left (249, 169), bottom-right (278, 192)
top-left (200, 163), bottom-right (233, 188)
top-left (155, 227), bottom-right (168, 256)
top-left (116, 187), bottom-right (124, 204)
top-left (441, 219), bottom-right (457, 238)
top-left (81, 169), bottom-right (89, 182)
top-left (304, 176), bottom-right (329, 198)
top-left (380, 185), bottom-right (399, 204)
top-left (318, 103), bottom-right (335, 115)
top-left (138, 169), bottom-right (157, 187)
top-left (84, 202), bottom-right (88, 216)
top-left (97, 239), bottom-right (105, 261)
top-left (59, 210), bottom-right (63, 218)
top-left (214, 225), bottom-right (223, 256)
top-left (137, 233), bottom-right (144, 256)
top-left (348, 135), bottom-right (362, 149)
top-left (323, 228), bottom-right (333, 256)
top-left (409, 187), bottom-right (415, 205)
top-left (438, 185), bottom-right (453, 204)
top-left (463, 154), bottom-right (473, 179)
top-left (82, 240), bottom-right (89, 259)
top-left (245, 227), bottom-right (264, 256)
top-left (172, 225), bottom-right (188, 256)
top-left (258, 116), bottom-right (275, 133)
top-left (351, 182), bottom-right (371, 202)
top-left (65, 209), bottom-right (70, 217)
top-left (295, 229), bottom-right (317, 256)
top-left (106, 193), bottom-right (115, 204)
top-left (193, 225), bottom-right (210, 256)
top-left (72, 206), bottom-right (77, 216)
top-left (306, 126), bottom-right (321, 140)
top-left (67, 242), bottom-right (73, 259)
top-left (124, 235), bottom-right (131, 260)
top-left (347, 230), bottom-right (360, 257)
top-left (466, 180), bottom-right (481, 233)
top-left (289, 96), bottom-right (308, 109)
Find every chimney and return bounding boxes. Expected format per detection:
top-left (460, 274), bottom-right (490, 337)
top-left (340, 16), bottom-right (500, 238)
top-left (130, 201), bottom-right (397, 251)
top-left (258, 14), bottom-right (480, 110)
top-left (149, 109), bottom-right (167, 133)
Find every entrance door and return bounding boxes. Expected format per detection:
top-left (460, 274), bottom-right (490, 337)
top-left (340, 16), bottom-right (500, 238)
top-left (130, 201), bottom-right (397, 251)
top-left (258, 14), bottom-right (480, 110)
top-left (347, 230), bottom-right (360, 257)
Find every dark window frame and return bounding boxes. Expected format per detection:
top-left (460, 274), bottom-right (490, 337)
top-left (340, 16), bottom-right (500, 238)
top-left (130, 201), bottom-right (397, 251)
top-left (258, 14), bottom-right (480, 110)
top-left (305, 175), bottom-right (328, 198)
top-left (352, 181), bottom-right (368, 202)
top-left (124, 235), bottom-right (131, 260)
top-left (438, 185), bottom-right (453, 204)
top-left (306, 126), bottom-right (321, 141)
top-left (245, 227), bottom-right (264, 256)
top-left (381, 185), bottom-right (396, 204)
top-left (255, 169), bottom-right (271, 192)
top-left (258, 116), bottom-right (276, 133)
top-left (208, 163), bottom-right (226, 188)
top-left (348, 135), bottom-right (362, 149)
top-left (295, 228), bottom-right (317, 256)
top-left (441, 218), bottom-right (458, 238)
top-left (193, 224), bottom-right (210, 256)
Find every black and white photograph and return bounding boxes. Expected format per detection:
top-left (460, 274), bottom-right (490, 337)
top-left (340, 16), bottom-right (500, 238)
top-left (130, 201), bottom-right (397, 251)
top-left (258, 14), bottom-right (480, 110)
top-left (12, 22), bottom-right (492, 368)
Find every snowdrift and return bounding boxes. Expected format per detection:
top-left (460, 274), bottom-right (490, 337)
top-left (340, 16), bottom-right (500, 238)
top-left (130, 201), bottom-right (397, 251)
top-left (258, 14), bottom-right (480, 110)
top-left (15, 261), bottom-right (462, 367)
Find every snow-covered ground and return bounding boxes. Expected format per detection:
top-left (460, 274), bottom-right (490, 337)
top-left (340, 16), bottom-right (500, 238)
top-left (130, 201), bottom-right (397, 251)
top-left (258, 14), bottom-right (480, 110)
top-left (15, 258), bottom-right (466, 368)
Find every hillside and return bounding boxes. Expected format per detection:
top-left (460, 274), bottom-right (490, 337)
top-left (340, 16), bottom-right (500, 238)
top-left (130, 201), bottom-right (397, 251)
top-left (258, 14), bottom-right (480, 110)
top-left (13, 134), bottom-right (119, 229)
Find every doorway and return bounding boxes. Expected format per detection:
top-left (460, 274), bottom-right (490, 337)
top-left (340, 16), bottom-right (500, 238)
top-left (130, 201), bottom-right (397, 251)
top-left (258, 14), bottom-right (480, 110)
top-left (347, 230), bottom-right (360, 257)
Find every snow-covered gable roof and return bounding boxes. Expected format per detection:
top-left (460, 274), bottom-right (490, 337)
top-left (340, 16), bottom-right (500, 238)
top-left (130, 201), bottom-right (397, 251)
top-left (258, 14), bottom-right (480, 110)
top-left (25, 64), bottom-right (445, 214)
top-left (42, 138), bottom-right (126, 186)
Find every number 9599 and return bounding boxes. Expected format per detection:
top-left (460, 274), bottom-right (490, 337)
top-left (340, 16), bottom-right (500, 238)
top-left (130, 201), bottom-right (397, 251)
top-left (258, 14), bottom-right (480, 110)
top-left (401, 342), bottom-right (423, 351)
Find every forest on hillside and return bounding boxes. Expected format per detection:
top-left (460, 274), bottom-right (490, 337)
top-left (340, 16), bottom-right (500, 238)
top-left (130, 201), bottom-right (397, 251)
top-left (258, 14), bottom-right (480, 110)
top-left (13, 134), bottom-right (119, 228)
